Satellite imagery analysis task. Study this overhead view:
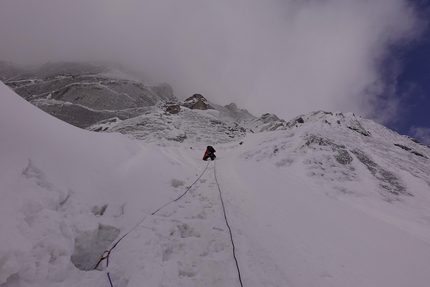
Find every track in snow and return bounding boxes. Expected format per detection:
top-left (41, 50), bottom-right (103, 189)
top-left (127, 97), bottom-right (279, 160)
top-left (107, 161), bottom-right (243, 287)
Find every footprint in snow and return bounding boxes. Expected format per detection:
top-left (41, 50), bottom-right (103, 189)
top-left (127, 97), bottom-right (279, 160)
top-left (177, 223), bottom-right (200, 238)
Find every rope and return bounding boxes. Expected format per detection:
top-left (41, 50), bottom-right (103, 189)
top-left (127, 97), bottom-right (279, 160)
top-left (93, 250), bottom-right (110, 270)
top-left (96, 160), bottom-right (210, 287)
top-left (151, 160), bottom-right (210, 215)
top-left (214, 160), bottom-right (244, 287)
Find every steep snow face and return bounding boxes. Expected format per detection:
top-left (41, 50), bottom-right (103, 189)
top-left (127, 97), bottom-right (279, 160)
top-left (0, 82), bottom-right (132, 285)
top-left (86, 98), bottom-right (292, 145)
top-left (240, 110), bottom-right (430, 199)
top-left (242, 112), bottom-right (289, 132)
top-left (2, 83), bottom-right (430, 287)
top-left (220, 134), bottom-right (430, 287)
top-left (87, 106), bottom-right (247, 145)
top-left (0, 83), bottom-right (194, 286)
top-left (237, 110), bottom-right (430, 240)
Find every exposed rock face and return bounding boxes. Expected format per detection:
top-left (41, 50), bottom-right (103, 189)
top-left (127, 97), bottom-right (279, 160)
top-left (394, 143), bottom-right (428, 158)
top-left (191, 100), bottom-right (210, 110)
top-left (8, 63), bottom-right (174, 108)
top-left (4, 62), bottom-right (176, 128)
top-left (32, 101), bottom-right (118, 128)
top-left (165, 105), bottom-right (181, 114)
top-left (304, 135), bottom-right (353, 165)
top-left (260, 113), bottom-right (280, 123)
top-left (185, 94), bottom-right (205, 102)
top-left (351, 149), bottom-right (409, 196)
top-left (183, 93), bottom-right (214, 110)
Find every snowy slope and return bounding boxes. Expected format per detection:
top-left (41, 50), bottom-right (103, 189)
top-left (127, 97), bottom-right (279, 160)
top-left (1, 82), bottom-right (430, 287)
top-left (0, 83), bottom-right (200, 286)
top-left (85, 98), bottom-right (289, 145)
top-left (220, 120), bottom-right (430, 287)
top-left (87, 106), bottom-right (247, 145)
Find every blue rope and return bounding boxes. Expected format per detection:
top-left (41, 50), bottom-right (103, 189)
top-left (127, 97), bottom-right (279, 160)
top-left (101, 160), bottom-right (210, 287)
top-left (214, 160), bottom-right (244, 287)
top-left (151, 160), bottom-right (210, 215)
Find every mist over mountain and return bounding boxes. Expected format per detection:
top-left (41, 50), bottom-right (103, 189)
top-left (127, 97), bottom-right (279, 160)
top-left (2, 61), bottom-right (288, 143)
top-left (1, 62), bottom-right (430, 287)
top-left (2, 61), bottom-right (174, 128)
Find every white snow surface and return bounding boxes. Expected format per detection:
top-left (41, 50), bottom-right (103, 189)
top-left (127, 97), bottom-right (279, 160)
top-left (1, 82), bottom-right (430, 287)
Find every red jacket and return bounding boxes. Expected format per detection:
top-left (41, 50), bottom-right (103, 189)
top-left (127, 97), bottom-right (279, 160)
top-left (203, 148), bottom-right (216, 159)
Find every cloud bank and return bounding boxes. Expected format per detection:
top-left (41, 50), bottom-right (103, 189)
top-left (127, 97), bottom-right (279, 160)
top-left (0, 0), bottom-right (422, 123)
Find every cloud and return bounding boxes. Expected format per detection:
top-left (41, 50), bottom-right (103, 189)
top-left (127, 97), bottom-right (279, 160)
top-left (0, 0), bottom-right (422, 123)
top-left (409, 126), bottom-right (430, 146)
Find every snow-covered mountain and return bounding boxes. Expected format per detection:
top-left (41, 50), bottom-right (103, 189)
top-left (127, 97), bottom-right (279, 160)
top-left (85, 94), bottom-right (289, 145)
top-left (1, 79), bottom-right (430, 287)
top-left (2, 62), bottom-right (289, 142)
top-left (2, 62), bottom-right (175, 128)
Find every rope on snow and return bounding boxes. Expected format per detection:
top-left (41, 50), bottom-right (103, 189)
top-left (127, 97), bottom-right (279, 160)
top-left (214, 160), bottom-right (244, 287)
top-left (96, 160), bottom-right (210, 287)
top-left (96, 159), bottom-right (244, 287)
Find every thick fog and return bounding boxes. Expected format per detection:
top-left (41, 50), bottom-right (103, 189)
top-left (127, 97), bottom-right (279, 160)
top-left (0, 0), bottom-right (423, 123)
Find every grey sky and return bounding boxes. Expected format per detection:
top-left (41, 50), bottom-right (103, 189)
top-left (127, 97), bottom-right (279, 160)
top-left (0, 0), bottom-right (422, 124)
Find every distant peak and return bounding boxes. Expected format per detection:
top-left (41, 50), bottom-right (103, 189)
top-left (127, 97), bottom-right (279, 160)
top-left (225, 103), bottom-right (238, 111)
top-left (185, 94), bottom-right (206, 102)
top-left (260, 113), bottom-right (280, 122)
top-left (182, 94), bottom-right (214, 110)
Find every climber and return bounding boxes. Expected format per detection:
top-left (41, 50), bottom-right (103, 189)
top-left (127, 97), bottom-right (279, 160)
top-left (203, 146), bottom-right (216, 161)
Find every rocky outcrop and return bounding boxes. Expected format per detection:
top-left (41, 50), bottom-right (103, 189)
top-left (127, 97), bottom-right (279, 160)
top-left (394, 144), bottom-right (428, 159)
top-left (185, 94), bottom-right (205, 102)
top-left (191, 100), bottom-right (210, 110)
top-left (165, 105), bottom-right (181, 114)
top-left (351, 149), bottom-right (409, 196)
top-left (183, 94), bottom-right (214, 110)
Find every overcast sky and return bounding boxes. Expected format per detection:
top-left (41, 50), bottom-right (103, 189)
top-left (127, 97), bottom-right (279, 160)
top-left (1, 0), bottom-right (429, 143)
